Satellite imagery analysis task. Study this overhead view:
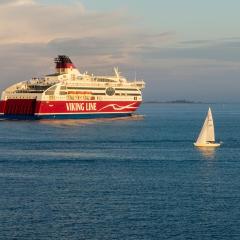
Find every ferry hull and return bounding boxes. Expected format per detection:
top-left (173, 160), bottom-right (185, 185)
top-left (0, 100), bottom-right (141, 120)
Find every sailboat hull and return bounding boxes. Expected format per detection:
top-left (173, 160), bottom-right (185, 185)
top-left (194, 142), bottom-right (221, 147)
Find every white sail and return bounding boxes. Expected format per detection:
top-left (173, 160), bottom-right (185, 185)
top-left (196, 108), bottom-right (215, 144)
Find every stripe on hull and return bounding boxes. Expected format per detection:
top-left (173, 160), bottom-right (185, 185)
top-left (0, 112), bottom-right (132, 120)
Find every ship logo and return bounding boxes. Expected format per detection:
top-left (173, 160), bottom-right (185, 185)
top-left (98, 102), bottom-right (137, 111)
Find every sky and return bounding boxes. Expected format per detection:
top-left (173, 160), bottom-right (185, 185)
top-left (0, 0), bottom-right (240, 102)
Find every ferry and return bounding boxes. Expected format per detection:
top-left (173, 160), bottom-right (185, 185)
top-left (0, 55), bottom-right (145, 119)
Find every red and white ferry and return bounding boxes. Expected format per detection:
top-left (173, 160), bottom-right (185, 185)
top-left (0, 55), bottom-right (145, 119)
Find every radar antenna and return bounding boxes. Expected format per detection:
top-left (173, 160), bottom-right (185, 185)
top-left (114, 67), bottom-right (121, 80)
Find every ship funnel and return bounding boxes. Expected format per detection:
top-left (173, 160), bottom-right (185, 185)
top-left (55, 55), bottom-right (76, 73)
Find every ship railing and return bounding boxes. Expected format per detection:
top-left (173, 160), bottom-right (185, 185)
top-left (27, 78), bottom-right (59, 86)
top-left (31, 77), bottom-right (45, 81)
top-left (28, 78), bottom-right (45, 84)
top-left (64, 81), bottom-right (145, 88)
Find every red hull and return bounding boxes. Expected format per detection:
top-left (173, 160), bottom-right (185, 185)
top-left (0, 99), bottom-right (141, 119)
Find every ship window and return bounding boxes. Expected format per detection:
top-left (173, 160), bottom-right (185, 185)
top-left (96, 78), bottom-right (115, 82)
top-left (116, 88), bottom-right (138, 91)
top-left (126, 93), bottom-right (141, 96)
top-left (71, 74), bottom-right (76, 80)
top-left (45, 91), bottom-right (55, 95)
top-left (45, 85), bottom-right (57, 95)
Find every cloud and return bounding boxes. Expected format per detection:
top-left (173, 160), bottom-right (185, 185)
top-left (0, 0), bottom-right (128, 43)
top-left (133, 39), bottom-right (240, 65)
top-left (0, 0), bottom-right (35, 6)
top-left (0, 0), bottom-right (175, 46)
top-left (0, 0), bottom-right (87, 43)
top-left (47, 32), bottom-right (175, 58)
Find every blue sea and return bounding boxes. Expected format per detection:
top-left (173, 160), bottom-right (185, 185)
top-left (1, 103), bottom-right (240, 240)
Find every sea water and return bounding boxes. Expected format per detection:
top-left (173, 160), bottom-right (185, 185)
top-left (0, 103), bottom-right (240, 240)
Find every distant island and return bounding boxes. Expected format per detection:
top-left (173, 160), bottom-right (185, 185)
top-left (144, 99), bottom-right (204, 104)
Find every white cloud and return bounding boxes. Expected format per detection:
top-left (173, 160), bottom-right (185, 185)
top-left (0, 0), bottom-right (112, 43)
top-left (0, 0), bottom-right (35, 6)
top-left (0, 0), bottom-right (174, 46)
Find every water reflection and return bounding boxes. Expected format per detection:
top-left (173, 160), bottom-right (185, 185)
top-left (39, 114), bottom-right (144, 127)
top-left (197, 147), bottom-right (216, 159)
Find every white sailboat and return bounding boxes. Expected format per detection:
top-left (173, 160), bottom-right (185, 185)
top-left (194, 107), bottom-right (221, 147)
